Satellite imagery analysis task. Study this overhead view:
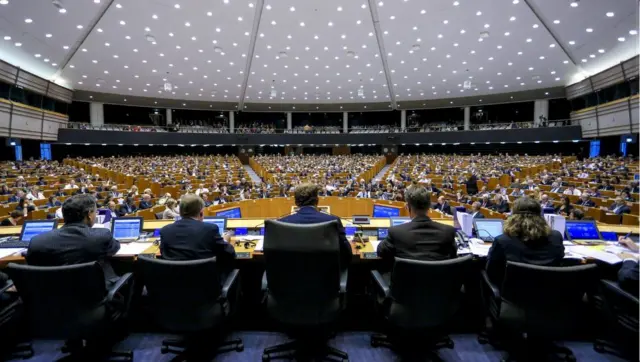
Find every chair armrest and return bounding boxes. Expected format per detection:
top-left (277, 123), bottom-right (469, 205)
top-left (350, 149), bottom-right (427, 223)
top-left (340, 269), bottom-right (348, 294)
top-left (261, 271), bottom-right (268, 292)
top-left (371, 270), bottom-right (390, 299)
top-left (0, 280), bottom-right (14, 295)
top-left (601, 279), bottom-right (639, 304)
top-left (106, 273), bottom-right (133, 302)
top-left (480, 270), bottom-right (500, 300)
top-left (220, 269), bottom-right (240, 299)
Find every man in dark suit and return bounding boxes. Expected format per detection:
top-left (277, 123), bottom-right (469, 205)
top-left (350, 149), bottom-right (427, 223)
top-left (279, 183), bottom-right (352, 267)
top-left (470, 202), bottom-right (485, 219)
top-left (617, 237), bottom-right (639, 295)
top-left (549, 182), bottom-right (564, 194)
top-left (479, 195), bottom-right (493, 209)
top-left (201, 193), bottom-right (213, 207)
top-left (377, 186), bottom-right (457, 271)
top-left (490, 195), bottom-right (510, 214)
top-left (138, 194), bottom-right (154, 210)
top-left (433, 195), bottom-right (452, 215)
top-left (607, 197), bottom-right (631, 215)
top-left (117, 196), bottom-right (138, 216)
top-left (576, 194), bottom-right (596, 207)
top-left (160, 194), bottom-right (236, 269)
top-left (26, 194), bottom-right (121, 287)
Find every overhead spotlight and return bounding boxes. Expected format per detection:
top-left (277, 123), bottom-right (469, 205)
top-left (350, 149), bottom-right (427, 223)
top-left (164, 82), bottom-right (172, 91)
top-left (357, 88), bottom-right (364, 97)
top-left (570, 0), bottom-right (579, 7)
top-left (270, 89), bottom-right (277, 97)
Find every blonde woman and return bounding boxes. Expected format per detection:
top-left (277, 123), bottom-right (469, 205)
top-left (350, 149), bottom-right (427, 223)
top-left (162, 198), bottom-right (180, 220)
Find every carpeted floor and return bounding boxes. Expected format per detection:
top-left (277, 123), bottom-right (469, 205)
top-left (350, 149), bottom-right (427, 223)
top-left (6, 332), bottom-right (628, 361)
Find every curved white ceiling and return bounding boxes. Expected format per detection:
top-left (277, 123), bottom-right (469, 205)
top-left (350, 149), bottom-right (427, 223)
top-left (0, 0), bottom-right (637, 105)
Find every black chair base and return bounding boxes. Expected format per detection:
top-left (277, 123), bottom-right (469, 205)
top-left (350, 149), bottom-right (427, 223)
top-left (262, 340), bottom-right (348, 362)
top-left (594, 338), bottom-right (638, 361)
top-left (371, 333), bottom-right (453, 361)
top-left (59, 340), bottom-right (132, 362)
top-left (161, 337), bottom-right (243, 361)
top-left (495, 340), bottom-right (576, 362)
top-left (6, 342), bottom-right (34, 360)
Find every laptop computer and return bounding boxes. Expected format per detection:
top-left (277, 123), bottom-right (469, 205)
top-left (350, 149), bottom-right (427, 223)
top-left (473, 219), bottom-right (504, 242)
top-left (377, 228), bottom-right (389, 239)
top-left (111, 217), bottom-right (143, 243)
top-left (203, 217), bottom-right (227, 234)
top-left (0, 220), bottom-right (58, 248)
top-left (565, 220), bottom-right (607, 245)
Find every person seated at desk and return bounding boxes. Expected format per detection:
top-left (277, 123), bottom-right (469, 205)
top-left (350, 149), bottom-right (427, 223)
top-left (549, 182), bottom-right (564, 194)
top-left (377, 186), bottom-right (457, 271)
top-left (16, 198), bottom-right (36, 214)
top-left (26, 186), bottom-right (45, 200)
top-left (8, 190), bottom-right (24, 203)
top-left (601, 197), bottom-right (631, 215)
top-left (616, 237), bottom-right (639, 295)
top-left (117, 196), bottom-right (138, 217)
top-left (620, 191), bottom-right (635, 203)
top-left (161, 198), bottom-right (180, 220)
top-left (256, 186), bottom-right (270, 199)
top-left (279, 183), bottom-right (352, 267)
top-left (556, 195), bottom-right (574, 216)
top-left (470, 202), bottom-right (485, 219)
top-left (510, 187), bottom-right (525, 198)
top-left (36, 176), bottom-right (47, 187)
top-left (54, 186), bottom-right (67, 197)
top-left (201, 193), bottom-right (213, 207)
top-left (568, 209), bottom-right (584, 220)
top-left (0, 184), bottom-right (11, 196)
top-left (539, 194), bottom-right (553, 209)
top-left (0, 210), bottom-right (23, 226)
top-left (46, 195), bottom-right (62, 208)
top-left (157, 193), bottom-right (172, 206)
top-left (433, 195), bottom-right (452, 215)
top-left (26, 194), bottom-right (121, 288)
top-left (576, 194), bottom-right (596, 207)
top-left (479, 195), bottom-right (493, 209)
top-left (159, 194), bottom-right (235, 272)
top-left (599, 180), bottom-right (615, 191)
top-left (490, 194), bottom-right (510, 214)
top-left (486, 197), bottom-right (565, 286)
top-left (138, 194), bottom-right (154, 210)
top-left (104, 201), bottom-right (119, 220)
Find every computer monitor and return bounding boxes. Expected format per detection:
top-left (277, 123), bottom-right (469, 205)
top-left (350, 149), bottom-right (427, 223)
top-left (473, 219), bottom-right (504, 241)
top-left (111, 217), bottom-right (143, 240)
top-left (452, 206), bottom-right (467, 230)
top-left (20, 220), bottom-right (58, 242)
top-left (600, 231), bottom-right (618, 241)
top-left (377, 228), bottom-right (389, 239)
top-left (215, 207), bottom-right (241, 218)
top-left (203, 217), bottom-right (227, 234)
top-left (345, 226), bottom-right (357, 237)
top-left (372, 204), bottom-right (401, 218)
top-left (390, 217), bottom-right (410, 227)
top-left (565, 220), bottom-right (601, 241)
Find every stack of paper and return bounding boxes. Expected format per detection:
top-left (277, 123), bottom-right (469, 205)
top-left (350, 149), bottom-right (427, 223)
top-left (0, 248), bottom-right (25, 259)
top-left (116, 243), bottom-right (154, 256)
top-left (469, 243), bottom-right (491, 257)
top-left (566, 245), bottom-right (622, 264)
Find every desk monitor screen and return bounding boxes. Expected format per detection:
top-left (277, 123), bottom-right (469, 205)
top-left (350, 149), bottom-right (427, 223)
top-left (111, 217), bottom-right (143, 240)
top-left (565, 220), bottom-right (601, 240)
top-left (473, 219), bottom-right (504, 241)
top-left (600, 231), bottom-right (618, 241)
top-left (215, 207), bottom-right (241, 218)
top-left (372, 204), bottom-right (401, 218)
top-left (390, 217), bottom-right (410, 227)
top-left (20, 220), bottom-right (57, 242)
top-left (345, 226), bottom-right (357, 237)
top-left (235, 227), bottom-right (248, 236)
top-left (203, 217), bottom-right (227, 234)
top-left (377, 228), bottom-right (389, 239)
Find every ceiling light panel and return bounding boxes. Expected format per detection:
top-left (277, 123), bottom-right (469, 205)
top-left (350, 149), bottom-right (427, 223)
top-left (61, 0), bottom-right (256, 100)
top-left (0, 1), bottom-right (102, 82)
top-left (528, 0), bottom-right (638, 82)
top-left (377, 0), bottom-right (572, 101)
top-left (245, 0), bottom-right (388, 103)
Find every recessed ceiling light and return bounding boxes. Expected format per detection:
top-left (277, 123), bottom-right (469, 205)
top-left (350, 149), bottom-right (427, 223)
top-left (3, 36), bottom-right (10, 40)
top-left (618, 37), bottom-right (625, 42)
top-left (34, 54), bottom-right (41, 58)
top-left (630, 30), bottom-right (638, 35)
top-left (586, 28), bottom-right (593, 32)
top-left (119, 21), bottom-right (125, 25)
top-left (553, 20), bottom-right (560, 24)
top-left (598, 49), bottom-right (605, 53)
top-left (570, 1), bottom-right (578, 7)
top-left (0, 0), bottom-right (8, 5)
top-left (174, 3), bottom-right (180, 8)
top-left (59, 8), bottom-right (66, 13)
top-left (606, 12), bottom-right (614, 17)
top-left (337, 6), bottom-right (342, 11)
top-left (509, 16), bottom-right (516, 21)
top-left (526, 38), bottom-right (532, 42)
top-left (476, 11), bottom-right (482, 16)
top-left (378, 1), bottom-right (383, 6)
top-left (532, 24), bottom-right (539, 28)
top-left (300, 22), bottom-right (305, 27)
top-left (24, 18), bottom-right (33, 23)
top-left (266, 4), bottom-right (272, 9)
top-left (115, 3), bottom-right (122, 8)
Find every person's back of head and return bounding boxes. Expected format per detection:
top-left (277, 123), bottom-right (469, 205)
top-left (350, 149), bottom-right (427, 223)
top-left (62, 194), bottom-right (97, 226)
top-left (294, 183), bottom-right (319, 207)
top-left (503, 197), bottom-right (551, 244)
top-left (179, 194), bottom-right (204, 220)
top-left (404, 186), bottom-right (430, 217)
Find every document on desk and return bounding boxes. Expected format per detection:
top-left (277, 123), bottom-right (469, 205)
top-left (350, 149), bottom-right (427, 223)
top-left (0, 248), bottom-right (25, 259)
top-left (116, 242), bottom-right (153, 256)
top-left (566, 245), bottom-right (622, 264)
top-left (469, 243), bottom-right (491, 257)
top-left (369, 239), bottom-right (381, 252)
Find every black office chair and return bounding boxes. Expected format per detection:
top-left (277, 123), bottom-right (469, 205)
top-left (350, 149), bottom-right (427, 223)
top-left (0, 279), bottom-right (33, 360)
top-left (594, 279), bottom-right (639, 361)
top-left (136, 256), bottom-right (243, 361)
top-left (6, 262), bottom-right (134, 361)
top-left (261, 220), bottom-right (348, 362)
top-left (370, 256), bottom-right (472, 359)
top-left (479, 261), bottom-right (597, 362)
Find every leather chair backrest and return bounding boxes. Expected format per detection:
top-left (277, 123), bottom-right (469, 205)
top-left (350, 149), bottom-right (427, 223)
top-left (388, 255), bottom-right (472, 329)
top-left (136, 256), bottom-right (224, 332)
top-left (7, 262), bottom-right (107, 339)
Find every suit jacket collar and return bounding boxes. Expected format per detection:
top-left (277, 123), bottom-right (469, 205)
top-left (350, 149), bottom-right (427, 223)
top-left (297, 206), bottom-right (319, 214)
top-left (412, 215), bottom-right (431, 223)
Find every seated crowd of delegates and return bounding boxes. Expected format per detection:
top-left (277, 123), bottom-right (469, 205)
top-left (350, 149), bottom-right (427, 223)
top-left (380, 154), bottom-right (638, 221)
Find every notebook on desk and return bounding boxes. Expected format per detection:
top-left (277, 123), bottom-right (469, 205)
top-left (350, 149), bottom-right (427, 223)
top-left (111, 217), bottom-right (143, 243)
top-left (565, 220), bottom-right (607, 245)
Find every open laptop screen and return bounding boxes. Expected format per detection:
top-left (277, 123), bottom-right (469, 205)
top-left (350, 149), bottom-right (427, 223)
top-left (111, 217), bottom-right (143, 240)
top-left (565, 220), bottom-right (600, 240)
top-left (203, 217), bottom-right (226, 234)
top-left (390, 217), bottom-right (410, 227)
top-left (474, 219), bottom-right (504, 240)
top-left (20, 220), bottom-right (57, 242)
